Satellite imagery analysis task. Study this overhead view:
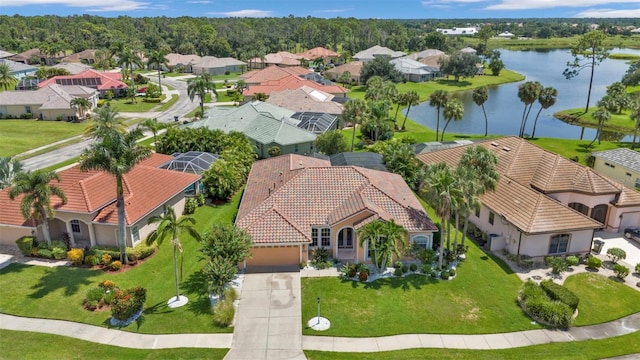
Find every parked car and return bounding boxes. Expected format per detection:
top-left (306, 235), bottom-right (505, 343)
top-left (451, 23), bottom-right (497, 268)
top-left (623, 227), bottom-right (640, 242)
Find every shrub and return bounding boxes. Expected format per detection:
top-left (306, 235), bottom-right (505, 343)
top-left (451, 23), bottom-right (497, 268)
top-left (540, 280), bottom-right (579, 311)
top-left (393, 261), bottom-right (402, 269)
top-left (410, 263), bottom-right (418, 272)
top-left (401, 264), bottom-right (409, 273)
top-left (310, 247), bottom-right (332, 269)
top-left (525, 297), bottom-right (573, 328)
top-left (565, 255), bottom-right (579, 267)
top-left (300, 261), bottom-right (307, 269)
top-left (99, 280), bottom-right (117, 290)
top-left (110, 260), bottom-right (122, 271)
top-left (52, 247), bottom-right (67, 260)
top-left (110, 286), bottom-right (146, 321)
top-left (549, 257), bottom-right (568, 275)
top-left (51, 240), bottom-right (67, 251)
top-left (37, 249), bottom-right (52, 258)
top-left (213, 298), bottom-right (235, 327)
top-left (449, 268), bottom-right (456, 277)
top-left (358, 270), bottom-right (368, 282)
top-left (394, 267), bottom-right (403, 277)
top-left (357, 263), bottom-right (370, 275)
top-left (440, 270), bottom-right (449, 280)
top-left (67, 248), bottom-right (84, 265)
top-left (421, 263), bottom-right (432, 274)
top-left (430, 270), bottom-right (438, 278)
top-left (224, 287), bottom-right (238, 302)
top-left (613, 264), bottom-right (630, 280)
top-left (184, 197), bottom-right (199, 215)
top-left (15, 236), bottom-right (34, 256)
top-left (636, 263), bottom-right (640, 274)
top-left (133, 242), bottom-right (156, 260)
top-left (101, 253), bottom-right (112, 265)
top-left (520, 280), bottom-right (547, 301)
top-left (84, 255), bottom-right (99, 266)
top-left (607, 248), bottom-right (626, 264)
top-left (587, 256), bottom-right (602, 269)
top-left (86, 287), bottom-right (105, 303)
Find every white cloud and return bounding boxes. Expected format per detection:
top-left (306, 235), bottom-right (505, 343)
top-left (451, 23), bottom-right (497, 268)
top-left (574, 7), bottom-right (640, 16)
top-left (2, 0), bottom-right (149, 10)
top-left (316, 8), bottom-right (351, 13)
top-left (486, 0), bottom-right (640, 10)
top-left (187, 0), bottom-right (210, 3)
top-left (208, 9), bottom-right (273, 17)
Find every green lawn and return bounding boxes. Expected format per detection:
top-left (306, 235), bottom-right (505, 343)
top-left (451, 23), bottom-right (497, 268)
top-left (302, 239), bottom-right (539, 336)
top-left (304, 331), bottom-right (640, 360)
top-left (564, 272), bottom-right (640, 326)
top-left (0, 330), bottom-right (228, 360)
top-left (104, 97), bottom-right (166, 112)
top-left (527, 137), bottom-right (625, 166)
top-left (474, 34), bottom-right (640, 51)
top-left (155, 94), bottom-right (179, 112)
top-left (0, 192), bottom-right (242, 334)
top-left (0, 120), bottom-right (88, 157)
top-left (554, 108), bottom-right (638, 134)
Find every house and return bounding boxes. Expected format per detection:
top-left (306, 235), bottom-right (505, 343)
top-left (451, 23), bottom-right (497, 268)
top-left (418, 54), bottom-right (449, 69)
top-left (241, 66), bottom-right (311, 85)
top-left (243, 74), bottom-right (347, 99)
top-left (404, 49), bottom-right (445, 61)
top-left (353, 45), bottom-right (406, 62)
top-left (592, 148), bottom-right (640, 190)
top-left (61, 49), bottom-right (98, 64)
top-left (296, 47), bottom-right (341, 64)
top-left (0, 84), bottom-right (98, 121)
top-left (497, 31), bottom-right (515, 38)
top-left (247, 51), bottom-right (302, 69)
top-left (416, 137), bottom-right (640, 259)
top-left (235, 154), bottom-right (437, 270)
top-left (191, 56), bottom-right (246, 75)
top-left (390, 58), bottom-right (440, 82)
top-left (0, 153), bottom-right (201, 248)
top-left (9, 48), bottom-right (66, 65)
top-left (0, 59), bottom-right (37, 80)
top-left (0, 50), bottom-right (15, 59)
top-left (37, 69), bottom-right (128, 97)
top-left (50, 62), bottom-right (93, 75)
top-left (325, 61), bottom-right (364, 85)
top-left (165, 53), bottom-right (202, 73)
top-left (436, 27), bottom-right (478, 36)
top-left (460, 47), bottom-right (477, 54)
top-left (188, 101), bottom-right (318, 158)
top-left (266, 86), bottom-right (344, 115)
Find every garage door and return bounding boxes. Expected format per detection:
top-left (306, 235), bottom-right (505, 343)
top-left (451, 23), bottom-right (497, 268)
top-left (620, 214), bottom-right (639, 229)
top-left (245, 245), bottom-right (300, 272)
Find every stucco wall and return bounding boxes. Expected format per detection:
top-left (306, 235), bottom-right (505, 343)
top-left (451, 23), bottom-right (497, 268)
top-left (0, 225), bottom-right (34, 246)
top-left (594, 158), bottom-right (640, 189)
top-left (518, 229), bottom-right (593, 258)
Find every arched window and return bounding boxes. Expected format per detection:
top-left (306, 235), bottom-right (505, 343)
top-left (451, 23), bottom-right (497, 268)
top-left (337, 228), bottom-right (354, 248)
top-left (568, 202), bottom-right (588, 215)
top-left (411, 234), bottom-right (432, 250)
top-left (590, 204), bottom-right (608, 224)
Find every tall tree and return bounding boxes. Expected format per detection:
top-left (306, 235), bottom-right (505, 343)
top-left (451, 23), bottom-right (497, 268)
top-left (187, 73), bottom-right (217, 118)
top-left (517, 81), bottom-right (543, 137)
top-left (138, 118), bottom-right (166, 146)
top-left (472, 86), bottom-right (489, 136)
top-left (342, 98), bottom-right (370, 152)
top-left (9, 170), bottom-right (67, 245)
top-left (400, 91), bottom-right (420, 131)
top-left (147, 205), bottom-right (201, 305)
top-left (563, 30), bottom-right (609, 113)
top-left (84, 104), bottom-right (127, 138)
top-left (315, 130), bottom-right (348, 155)
top-left (337, 70), bottom-right (352, 88)
top-left (440, 98), bottom-right (464, 141)
top-left (357, 220), bottom-right (389, 273)
top-left (146, 49), bottom-right (168, 95)
top-left (80, 126), bottom-right (151, 264)
top-left (630, 98), bottom-right (640, 149)
top-left (0, 63), bottom-right (17, 91)
top-left (439, 52), bottom-right (480, 82)
top-left (70, 97), bottom-right (91, 121)
top-left (118, 47), bottom-right (143, 90)
top-left (429, 90), bottom-right (450, 141)
top-left (589, 107), bottom-right (611, 147)
top-left (530, 87), bottom-right (558, 138)
top-left (0, 157), bottom-right (23, 190)
top-left (360, 56), bottom-right (403, 83)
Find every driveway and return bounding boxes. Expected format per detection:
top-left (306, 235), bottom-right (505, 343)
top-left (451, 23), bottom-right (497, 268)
top-left (595, 230), bottom-right (640, 267)
top-left (224, 272), bottom-right (306, 360)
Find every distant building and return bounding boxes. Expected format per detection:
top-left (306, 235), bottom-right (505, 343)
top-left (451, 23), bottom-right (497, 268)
top-left (0, 59), bottom-right (37, 80)
top-left (592, 148), bottom-right (640, 190)
top-left (352, 45), bottom-right (405, 62)
top-left (436, 27), bottom-right (478, 36)
top-left (192, 56), bottom-right (246, 75)
top-left (497, 31), bottom-right (515, 38)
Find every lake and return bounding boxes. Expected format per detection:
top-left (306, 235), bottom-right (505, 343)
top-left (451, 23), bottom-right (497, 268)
top-left (408, 48), bottom-right (640, 141)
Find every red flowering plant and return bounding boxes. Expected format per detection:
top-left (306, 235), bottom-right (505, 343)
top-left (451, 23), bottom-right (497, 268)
top-left (110, 286), bottom-right (147, 321)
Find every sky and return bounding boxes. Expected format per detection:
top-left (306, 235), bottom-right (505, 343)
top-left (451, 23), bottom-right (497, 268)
top-left (1, 0), bottom-right (639, 19)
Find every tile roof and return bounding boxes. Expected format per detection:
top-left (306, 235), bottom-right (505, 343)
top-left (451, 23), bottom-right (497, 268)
top-left (50, 62), bottom-right (93, 75)
top-left (0, 153), bottom-right (199, 227)
top-left (165, 53), bottom-right (202, 67)
top-left (592, 148), bottom-right (640, 173)
top-left (236, 154), bottom-right (436, 244)
top-left (353, 45), bottom-right (406, 61)
top-left (325, 61), bottom-right (364, 79)
top-left (416, 137), bottom-right (617, 234)
top-left (266, 86), bottom-right (344, 114)
top-left (61, 49), bottom-right (97, 63)
top-left (390, 58), bottom-right (434, 75)
top-left (0, 59), bottom-right (37, 74)
top-left (248, 51), bottom-right (302, 67)
top-left (241, 66), bottom-right (310, 84)
top-left (0, 84), bottom-right (90, 110)
top-left (193, 56), bottom-right (246, 69)
top-left (296, 47), bottom-right (340, 60)
top-left (37, 69), bottom-right (127, 91)
top-left (418, 54), bottom-right (448, 68)
top-left (0, 50), bottom-right (15, 58)
top-left (243, 75), bottom-right (347, 97)
top-left (404, 49), bottom-right (446, 60)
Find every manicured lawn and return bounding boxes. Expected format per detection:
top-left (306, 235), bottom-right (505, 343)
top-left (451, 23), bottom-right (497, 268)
top-left (554, 107), bottom-right (638, 134)
top-left (0, 191), bottom-right (242, 334)
top-left (527, 137), bottom-right (624, 166)
top-left (0, 330), bottom-right (228, 359)
top-left (155, 94), bottom-right (179, 112)
top-left (477, 34), bottom-right (640, 51)
top-left (564, 272), bottom-right (640, 326)
top-left (0, 119), bottom-right (89, 157)
top-left (301, 239), bottom-right (539, 336)
top-left (304, 330), bottom-right (640, 360)
top-left (104, 97), bottom-right (166, 112)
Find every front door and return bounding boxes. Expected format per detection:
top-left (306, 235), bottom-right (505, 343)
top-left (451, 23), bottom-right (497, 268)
top-left (338, 228), bottom-right (354, 248)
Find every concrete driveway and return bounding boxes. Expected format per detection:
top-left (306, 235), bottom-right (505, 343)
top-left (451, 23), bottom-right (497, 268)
top-left (595, 230), bottom-right (640, 267)
top-left (224, 272), bottom-right (306, 360)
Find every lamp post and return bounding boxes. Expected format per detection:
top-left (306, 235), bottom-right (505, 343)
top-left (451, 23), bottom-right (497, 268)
top-left (317, 297), bottom-right (321, 325)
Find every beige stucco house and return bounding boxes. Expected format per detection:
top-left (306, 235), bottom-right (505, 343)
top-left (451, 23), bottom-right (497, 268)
top-left (592, 148), bottom-right (640, 190)
top-left (0, 84), bottom-right (98, 121)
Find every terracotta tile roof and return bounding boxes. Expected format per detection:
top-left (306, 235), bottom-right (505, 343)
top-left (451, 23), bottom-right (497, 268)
top-left (236, 154), bottom-right (436, 244)
top-left (614, 186), bottom-right (640, 207)
top-left (266, 86), bottom-right (344, 114)
top-left (37, 69), bottom-right (127, 91)
top-left (241, 66), bottom-right (310, 84)
top-left (325, 61), bottom-right (364, 80)
top-left (0, 153), bottom-right (198, 227)
top-left (244, 75), bottom-right (347, 97)
top-left (296, 47), bottom-right (340, 60)
top-left (416, 137), bottom-right (611, 234)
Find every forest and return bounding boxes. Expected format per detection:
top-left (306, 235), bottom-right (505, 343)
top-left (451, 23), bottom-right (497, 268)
top-left (1, 15), bottom-right (639, 60)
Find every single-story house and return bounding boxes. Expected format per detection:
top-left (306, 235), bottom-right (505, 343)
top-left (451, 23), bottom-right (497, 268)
top-left (325, 61), bottom-right (364, 85)
top-left (188, 101), bottom-right (318, 158)
top-left (418, 54), bottom-right (449, 69)
top-left (192, 56), bottom-right (247, 75)
top-left (165, 53), bottom-right (202, 73)
top-left (50, 62), bottom-right (93, 75)
top-left (416, 137), bottom-right (640, 259)
top-left (0, 59), bottom-right (37, 80)
top-left (436, 27), bottom-right (478, 36)
top-left (235, 154), bottom-right (437, 270)
top-left (390, 58), bottom-right (440, 82)
top-left (241, 66), bottom-right (311, 85)
top-left (9, 48), bottom-right (67, 65)
top-left (0, 50), bottom-right (15, 59)
top-left (497, 31), bottom-right (515, 38)
top-left (353, 45), bottom-right (406, 63)
top-left (296, 47), bottom-right (341, 64)
top-left (592, 148), bottom-right (640, 190)
top-left (243, 74), bottom-right (347, 99)
top-left (0, 153), bottom-right (201, 248)
top-left (404, 49), bottom-right (446, 61)
top-left (0, 83), bottom-right (98, 121)
top-left (61, 49), bottom-right (98, 64)
top-left (266, 86), bottom-right (344, 115)
top-left (37, 69), bottom-right (128, 97)
top-left (247, 51), bottom-right (302, 69)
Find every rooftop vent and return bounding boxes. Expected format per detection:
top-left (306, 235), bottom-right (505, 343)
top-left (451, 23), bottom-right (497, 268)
top-left (502, 147), bottom-right (511, 152)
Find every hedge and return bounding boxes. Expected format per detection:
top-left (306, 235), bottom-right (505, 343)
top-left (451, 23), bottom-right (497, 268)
top-left (519, 280), bottom-right (575, 328)
top-left (540, 279), bottom-right (579, 311)
top-left (15, 236), bottom-right (34, 256)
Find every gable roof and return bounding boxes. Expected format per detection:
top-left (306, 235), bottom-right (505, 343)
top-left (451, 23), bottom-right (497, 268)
top-left (325, 61), bottom-right (364, 78)
top-left (404, 49), bottom-right (446, 61)
top-left (0, 50), bottom-right (15, 59)
top-left (236, 154), bottom-right (436, 244)
top-left (0, 83), bottom-right (94, 109)
top-left (416, 137), bottom-right (608, 234)
top-left (241, 66), bottom-right (311, 84)
top-left (0, 153), bottom-right (200, 227)
top-left (296, 47), bottom-right (340, 60)
top-left (61, 49), bottom-right (98, 63)
top-left (0, 59), bottom-right (37, 74)
top-left (37, 69), bottom-right (127, 91)
top-left (193, 56), bottom-right (246, 69)
top-left (248, 51), bottom-right (302, 67)
top-left (243, 74), bottom-right (347, 97)
top-left (390, 58), bottom-right (434, 75)
top-left (165, 53), bottom-right (202, 67)
top-left (50, 62), bottom-right (93, 75)
top-left (353, 45), bottom-right (406, 61)
top-left (592, 148), bottom-right (640, 173)
top-left (266, 86), bottom-right (344, 114)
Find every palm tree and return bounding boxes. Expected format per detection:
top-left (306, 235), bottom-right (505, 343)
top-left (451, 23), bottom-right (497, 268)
top-left (342, 98), bottom-right (369, 152)
top-left (364, 76), bottom-right (384, 102)
top-left (0, 63), bottom-right (17, 91)
top-left (440, 98), bottom-right (464, 141)
top-left (70, 97), bottom-right (91, 121)
top-left (630, 98), bottom-right (640, 149)
top-left (472, 87), bottom-right (489, 136)
top-left (147, 205), bottom-right (201, 305)
top-left (338, 70), bottom-right (351, 88)
top-left (138, 118), bottom-right (166, 146)
top-left (84, 104), bottom-right (127, 138)
top-left (0, 156), bottom-right (23, 190)
top-left (187, 73), bottom-right (217, 118)
top-left (9, 170), bottom-right (67, 245)
top-left (400, 91), bottom-right (420, 131)
top-left (589, 108), bottom-right (611, 147)
top-left (378, 219), bottom-right (408, 270)
top-left (429, 90), bottom-right (450, 141)
top-left (530, 87), bottom-right (558, 139)
top-left (80, 128), bottom-right (151, 264)
top-left (118, 47), bottom-right (143, 90)
top-left (357, 220), bottom-right (385, 273)
top-left (146, 50), bottom-right (168, 95)
top-left (368, 100), bottom-right (391, 142)
top-left (517, 81), bottom-right (543, 137)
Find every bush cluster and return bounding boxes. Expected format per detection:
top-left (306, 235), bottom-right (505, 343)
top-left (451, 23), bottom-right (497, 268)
top-left (110, 286), bottom-right (147, 321)
top-left (540, 280), bottom-right (579, 311)
top-left (15, 236), bottom-right (34, 256)
top-left (184, 194), bottom-right (206, 215)
top-left (83, 280), bottom-right (119, 310)
top-left (613, 264), bottom-right (630, 280)
top-left (587, 256), bottom-right (602, 269)
top-left (110, 260), bottom-right (122, 271)
top-left (519, 280), bottom-right (574, 328)
top-left (310, 247), bottom-right (332, 269)
top-left (67, 248), bottom-right (84, 266)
